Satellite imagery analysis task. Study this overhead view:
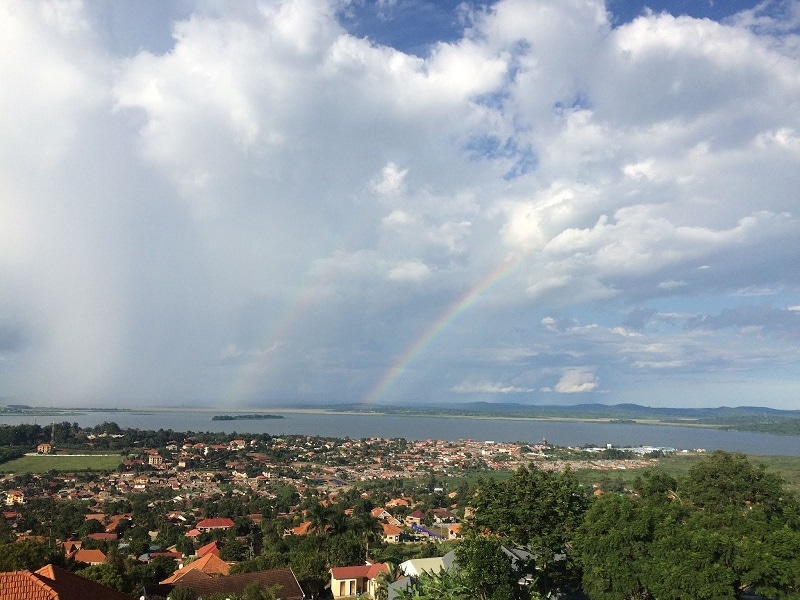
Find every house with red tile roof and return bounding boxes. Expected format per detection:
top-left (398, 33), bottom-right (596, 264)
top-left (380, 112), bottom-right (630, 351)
top-left (0, 564), bottom-right (130, 600)
top-left (283, 520), bottom-right (312, 537)
top-left (405, 509), bottom-right (426, 526)
top-left (67, 548), bottom-right (106, 566)
top-left (83, 513), bottom-right (105, 523)
top-left (229, 439), bottom-right (247, 451)
top-left (4, 490), bottom-right (24, 506)
top-left (196, 517), bottom-right (235, 532)
top-left (160, 552), bottom-right (231, 584)
top-left (446, 523), bottom-right (462, 540)
top-left (432, 508), bottom-right (458, 523)
top-left (105, 513), bottom-right (132, 532)
top-left (197, 540), bottom-right (223, 557)
top-left (330, 563), bottom-right (388, 599)
top-left (371, 507), bottom-right (402, 526)
top-left (381, 522), bottom-right (403, 544)
top-left (385, 497), bottom-right (410, 508)
top-left (87, 532), bottom-right (118, 542)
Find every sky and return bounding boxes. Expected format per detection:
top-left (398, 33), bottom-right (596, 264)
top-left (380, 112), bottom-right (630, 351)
top-left (1, 0), bottom-right (800, 410)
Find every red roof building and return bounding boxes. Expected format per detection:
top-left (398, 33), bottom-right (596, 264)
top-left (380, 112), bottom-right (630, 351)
top-left (196, 517), bottom-right (235, 532)
top-left (0, 564), bottom-right (130, 600)
top-left (330, 563), bottom-right (389, 599)
top-left (160, 553), bottom-right (231, 584)
top-left (197, 540), bottom-right (223, 557)
top-left (165, 568), bottom-right (304, 600)
top-left (67, 548), bottom-right (106, 566)
top-left (382, 522), bottom-right (403, 543)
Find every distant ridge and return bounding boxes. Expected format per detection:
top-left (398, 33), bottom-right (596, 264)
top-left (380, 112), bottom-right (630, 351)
top-left (311, 401), bottom-right (800, 419)
top-left (294, 402), bottom-right (800, 435)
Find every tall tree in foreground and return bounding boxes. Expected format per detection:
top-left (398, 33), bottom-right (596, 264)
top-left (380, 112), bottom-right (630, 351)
top-left (575, 452), bottom-right (800, 600)
top-left (396, 567), bottom-right (472, 600)
top-left (455, 532), bottom-right (521, 600)
top-left (464, 465), bottom-right (589, 597)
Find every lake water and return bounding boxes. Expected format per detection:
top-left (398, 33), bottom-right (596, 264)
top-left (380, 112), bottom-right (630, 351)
top-left (1, 410), bottom-right (799, 456)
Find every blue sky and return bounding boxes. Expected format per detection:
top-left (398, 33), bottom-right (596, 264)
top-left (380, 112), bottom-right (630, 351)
top-left (1, 0), bottom-right (799, 409)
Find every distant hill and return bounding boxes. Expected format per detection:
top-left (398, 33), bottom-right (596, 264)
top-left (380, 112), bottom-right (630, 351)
top-left (315, 401), bottom-right (799, 419)
top-left (298, 402), bottom-right (800, 435)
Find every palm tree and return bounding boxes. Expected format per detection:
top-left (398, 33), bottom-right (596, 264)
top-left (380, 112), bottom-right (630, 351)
top-left (350, 513), bottom-right (383, 559)
top-left (374, 561), bottom-right (399, 600)
top-left (306, 502), bottom-right (332, 535)
top-left (396, 568), bottom-right (471, 600)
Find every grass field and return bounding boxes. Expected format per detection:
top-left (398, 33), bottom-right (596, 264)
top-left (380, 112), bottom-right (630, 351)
top-left (572, 453), bottom-right (800, 498)
top-left (0, 454), bottom-right (122, 474)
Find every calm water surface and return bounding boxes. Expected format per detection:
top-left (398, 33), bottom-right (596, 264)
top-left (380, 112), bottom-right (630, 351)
top-left (1, 410), bottom-right (799, 456)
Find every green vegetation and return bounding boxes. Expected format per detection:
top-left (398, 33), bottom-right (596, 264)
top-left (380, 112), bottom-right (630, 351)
top-left (466, 465), bottom-right (588, 597)
top-left (574, 452), bottom-right (800, 600)
top-left (3, 418), bottom-right (800, 598)
top-left (325, 401), bottom-right (800, 435)
top-left (568, 453), bottom-right (800, 498)
top-left (212, 414), bottom-right (285, 421)
top-left (397, 452), bottom-right (800, 599)
top-left (0, 453), bottom-right (122, 473)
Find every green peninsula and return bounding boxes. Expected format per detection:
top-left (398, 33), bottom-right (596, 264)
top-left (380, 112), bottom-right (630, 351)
top-left (211, 413), bottom-right (284, 421)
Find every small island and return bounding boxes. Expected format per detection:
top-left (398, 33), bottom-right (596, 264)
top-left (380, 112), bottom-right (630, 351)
top-left (211, 413), bottom-right (285, 421)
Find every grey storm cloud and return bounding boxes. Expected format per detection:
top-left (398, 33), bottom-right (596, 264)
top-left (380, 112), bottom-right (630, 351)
top-left (1, 0), bottom-right (800, 409)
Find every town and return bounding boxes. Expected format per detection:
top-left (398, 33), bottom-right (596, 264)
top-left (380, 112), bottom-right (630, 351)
top-left (0, 421), bottom-right (677, 598)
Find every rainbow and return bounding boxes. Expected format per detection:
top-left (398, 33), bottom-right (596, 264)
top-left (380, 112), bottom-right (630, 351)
top-left (361, 256), bottom-right (524, 407)
top-left (225, 284), bottom-right (318, 405)
top-left (224, 249), bottom-right (340, 405)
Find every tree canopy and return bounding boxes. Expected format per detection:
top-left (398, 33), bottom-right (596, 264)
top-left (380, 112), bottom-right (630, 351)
top-left (574, 452), bottom-right (800, 600)
top-left (463, 464), bottom-right (589, 597)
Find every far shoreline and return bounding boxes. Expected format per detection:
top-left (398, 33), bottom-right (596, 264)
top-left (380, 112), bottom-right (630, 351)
top-left (135, 406), bottom-right (727, 430)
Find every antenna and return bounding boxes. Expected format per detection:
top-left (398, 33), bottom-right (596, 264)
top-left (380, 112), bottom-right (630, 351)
top-left (51, 421), bottom-right (55, 447)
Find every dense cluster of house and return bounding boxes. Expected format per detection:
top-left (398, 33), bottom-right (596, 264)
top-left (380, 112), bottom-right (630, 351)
top-left (1, 488), bottom-right (463, 599)
top-left (0, 429), bottom-right (668, 599)
top-left (0, 561), bottom-right (306, 600)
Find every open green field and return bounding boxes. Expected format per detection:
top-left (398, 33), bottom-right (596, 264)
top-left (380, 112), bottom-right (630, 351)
top-left (0, 454), bottom-right (122, 474)
top-left (572, 453), bottom-right (800, 498)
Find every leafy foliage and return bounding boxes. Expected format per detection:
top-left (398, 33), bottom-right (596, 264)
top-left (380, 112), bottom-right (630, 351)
top-left (396, 567), bottom-right (472, 600)
top-left (575, 452), bottom-right (800, 600)
top-left (455, 533), bottom-right (520, 600)
top-left (465, 464), bottom-right (588, 596)
top-left (0, 540), bottom-right (65, 571)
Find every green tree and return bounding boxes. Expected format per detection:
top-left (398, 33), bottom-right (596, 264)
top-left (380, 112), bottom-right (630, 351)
top-left (455, 533), bottom-right (520, 600)
top-left (220, 536), bottom-right (249, 562)
top-left (167, 587), bottom-right (198, 600)
top-left (76, 562), bottom-right (127, 592)
top-left (374, 561), bottom-right (399, 600)
top-left (326, 531), bottom-right (365, 567)
top-left (682, 451), bottom-right (792, 515)
top-left (575, 453), bottom-right (800, 600)
top-left (289, 538), bottom-right (328, 599)
top-left (466, 465), bottom-right (588, 595)
top-left (574, 493), bottom-right (660, 600)
top-left (230, 549), bottom-right (288, 574)
top-left (78, 518), bottom-right (106, 538)
top-left (305, 501), bottom-right (332, 536)
top-left (0, 540), bottom-right (64, 571)
top-left (396, 567), bottom-right (471, 600)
